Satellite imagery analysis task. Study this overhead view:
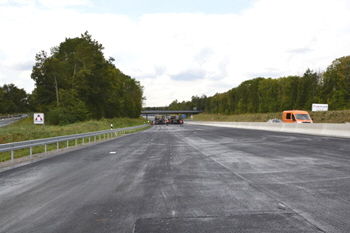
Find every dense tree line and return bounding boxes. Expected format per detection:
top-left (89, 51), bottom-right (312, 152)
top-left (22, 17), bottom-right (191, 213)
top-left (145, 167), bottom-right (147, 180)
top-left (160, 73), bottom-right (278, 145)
top-left (0, 32), bottom-right (144, 124)
top-left (168, 56), bottom-right (350, 114)
top-left (0, 84), bottom-right (29, 114)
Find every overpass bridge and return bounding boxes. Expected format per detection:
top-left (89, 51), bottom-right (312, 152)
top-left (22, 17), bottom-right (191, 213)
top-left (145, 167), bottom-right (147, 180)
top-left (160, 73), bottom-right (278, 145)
top-left (141, 110), bottom-right (203, 120)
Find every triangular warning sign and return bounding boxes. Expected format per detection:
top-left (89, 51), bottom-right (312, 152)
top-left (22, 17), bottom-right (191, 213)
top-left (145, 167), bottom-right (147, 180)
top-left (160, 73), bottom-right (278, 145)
top-left (34, 113), bottom-right (44, 124)
top-left (35, 115), bottom-right (42, 121)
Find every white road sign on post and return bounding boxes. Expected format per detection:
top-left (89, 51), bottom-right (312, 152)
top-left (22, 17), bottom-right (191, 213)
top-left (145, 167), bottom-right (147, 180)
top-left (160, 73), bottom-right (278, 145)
top-left (312, 104), bottom-right (328, 112)
top-left (34, 113), bottom-right (44, 124)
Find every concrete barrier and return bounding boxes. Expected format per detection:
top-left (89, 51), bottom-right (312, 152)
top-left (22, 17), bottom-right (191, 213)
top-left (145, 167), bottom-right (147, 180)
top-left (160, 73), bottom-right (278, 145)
top-left (186, 121), bottom-right (350, 138)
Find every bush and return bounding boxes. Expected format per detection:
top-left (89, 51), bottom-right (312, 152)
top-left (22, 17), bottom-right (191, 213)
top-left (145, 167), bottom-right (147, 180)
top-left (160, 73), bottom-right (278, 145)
top-left (46, 89), bottom-right (91, 125)
top-left (47, 107), bottom-right (77, 125)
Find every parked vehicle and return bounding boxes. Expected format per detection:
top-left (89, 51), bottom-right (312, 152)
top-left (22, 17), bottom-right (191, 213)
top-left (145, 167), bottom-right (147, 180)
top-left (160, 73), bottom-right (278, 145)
top-left (169, 114), bottom-right (183, 124)
top-left (282, 110), bottom-right (313, 123)
top-left (154, 115), bottom-right (166, 124)
top-left (267, 118), bottom-right (282, 123)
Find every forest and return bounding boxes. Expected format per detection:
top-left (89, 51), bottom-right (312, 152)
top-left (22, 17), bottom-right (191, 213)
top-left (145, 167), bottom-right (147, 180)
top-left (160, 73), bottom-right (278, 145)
top-left (167, 56), bottom-right (350, 114)
top-left (0, 32), bottom-right (144, 125)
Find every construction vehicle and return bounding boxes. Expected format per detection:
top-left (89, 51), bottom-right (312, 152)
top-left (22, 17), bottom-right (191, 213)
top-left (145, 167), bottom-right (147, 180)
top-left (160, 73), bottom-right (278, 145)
top-left (169, 114), bottom-right (183, 124)
top-left (282, 110), bottom-right (313, 123)
top-left (154, 115), bottom-right (166, 124)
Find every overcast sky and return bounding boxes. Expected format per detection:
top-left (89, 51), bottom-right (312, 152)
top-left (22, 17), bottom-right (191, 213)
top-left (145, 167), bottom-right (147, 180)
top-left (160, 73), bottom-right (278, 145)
top-left (1, 0), bottom-right (350, 107)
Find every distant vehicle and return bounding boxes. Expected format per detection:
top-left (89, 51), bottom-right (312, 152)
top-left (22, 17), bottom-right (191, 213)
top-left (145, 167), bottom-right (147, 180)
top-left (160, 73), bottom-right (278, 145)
top-left (154, 115), bottom-right (166, 124)
top-left (169, 114), bottom-right (183, 124)
top-left (267, 118), bottom-right (282, 123)
top-left (21, 114), bottom-right (28, 118)
top-left (282, 110), bottom-right (313, 123)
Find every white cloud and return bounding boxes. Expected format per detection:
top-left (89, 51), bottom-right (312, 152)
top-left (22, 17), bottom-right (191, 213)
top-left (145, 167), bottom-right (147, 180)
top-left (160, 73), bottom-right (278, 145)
top-left (1, 0), bottom-right (350, 107)
top-left (38, 0), bottom-right (92, 8)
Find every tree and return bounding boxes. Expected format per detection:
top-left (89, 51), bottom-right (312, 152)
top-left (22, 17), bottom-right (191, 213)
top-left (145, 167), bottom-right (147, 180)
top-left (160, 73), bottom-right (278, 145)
top-left (0, 84), bottom-right (29, 114)
top-left (322, 56), bottom-right (350, 109)
top-left (31, 51), bottom-right (58, 110)
top-left (295, 69), bottom-right (321, 110)
top-left (258, 78), bottom-right (279, 113)
top-left (31, 31), bottom-right (144, 123)
top-left (46, 89), bottom-right (90, 125)
top-left (164, 55), bottom-right (350, 115)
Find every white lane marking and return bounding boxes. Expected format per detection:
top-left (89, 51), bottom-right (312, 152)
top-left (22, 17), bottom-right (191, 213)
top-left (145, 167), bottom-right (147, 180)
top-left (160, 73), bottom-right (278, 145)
top-left (109, 152), bottom-right (116, 154)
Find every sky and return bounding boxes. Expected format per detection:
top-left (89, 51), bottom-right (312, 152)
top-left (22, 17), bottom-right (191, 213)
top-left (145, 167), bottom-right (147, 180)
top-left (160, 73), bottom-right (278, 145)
top-left (1, 0), bottom-right (350, 107)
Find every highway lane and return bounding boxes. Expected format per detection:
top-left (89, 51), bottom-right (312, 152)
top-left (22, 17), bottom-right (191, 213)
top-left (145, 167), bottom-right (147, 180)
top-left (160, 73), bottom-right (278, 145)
top-left (0, 117), bottom-right (22, 127)
top-left (1, 124), bottom-right (350, 232)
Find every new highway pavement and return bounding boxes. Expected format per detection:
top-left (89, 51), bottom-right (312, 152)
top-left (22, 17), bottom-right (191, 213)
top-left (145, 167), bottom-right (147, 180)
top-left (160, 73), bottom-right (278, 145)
top-left (1, 123), bottom-right (350, 232)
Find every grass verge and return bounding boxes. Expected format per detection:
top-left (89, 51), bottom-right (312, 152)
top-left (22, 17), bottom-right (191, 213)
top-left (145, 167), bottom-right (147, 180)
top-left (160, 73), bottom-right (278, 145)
top-left (0, 117), bottom-right (150, 163)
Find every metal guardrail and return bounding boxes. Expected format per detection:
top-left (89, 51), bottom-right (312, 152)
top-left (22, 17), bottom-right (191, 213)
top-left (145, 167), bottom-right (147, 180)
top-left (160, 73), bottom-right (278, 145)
top-left (0, 124), bottom-right (150, 163)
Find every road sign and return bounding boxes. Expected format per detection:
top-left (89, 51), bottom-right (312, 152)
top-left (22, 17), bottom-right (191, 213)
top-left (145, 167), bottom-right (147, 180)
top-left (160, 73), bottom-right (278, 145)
top-left (312, 104), bottom-right (328, 111)
top-left (34, 113), bottom-right (44, 124)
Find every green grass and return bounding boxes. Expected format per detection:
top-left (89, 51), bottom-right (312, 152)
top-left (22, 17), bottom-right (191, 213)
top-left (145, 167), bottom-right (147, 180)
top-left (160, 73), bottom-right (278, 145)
top-left (0, 116), bottom-right (147, 143)
top-left (0, 116), bottom-right (149, 162)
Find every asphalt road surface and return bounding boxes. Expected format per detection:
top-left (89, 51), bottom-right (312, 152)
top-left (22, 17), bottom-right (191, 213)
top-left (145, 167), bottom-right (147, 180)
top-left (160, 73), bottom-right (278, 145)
top-left (0, 117), bottom-right (22, 127)
top-left (1, 123), bottom-right (350, 233)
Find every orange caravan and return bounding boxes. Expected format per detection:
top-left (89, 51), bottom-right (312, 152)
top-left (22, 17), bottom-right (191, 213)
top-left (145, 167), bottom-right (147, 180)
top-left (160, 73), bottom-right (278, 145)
top-left (282, 110), bottom-right (313, 123)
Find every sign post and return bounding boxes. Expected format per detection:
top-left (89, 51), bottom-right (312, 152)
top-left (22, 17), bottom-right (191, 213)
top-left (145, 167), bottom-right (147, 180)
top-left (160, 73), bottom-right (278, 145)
top-left (34, 113), bottom-right (45, 129)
